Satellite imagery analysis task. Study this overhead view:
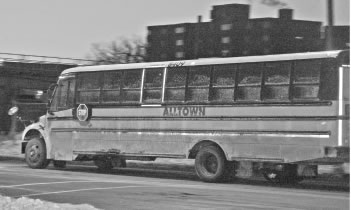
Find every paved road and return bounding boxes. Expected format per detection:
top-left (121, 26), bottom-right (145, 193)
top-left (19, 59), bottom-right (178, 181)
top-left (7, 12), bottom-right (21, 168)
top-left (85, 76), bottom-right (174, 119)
top-left (0, 160), bottom-right (349, 210)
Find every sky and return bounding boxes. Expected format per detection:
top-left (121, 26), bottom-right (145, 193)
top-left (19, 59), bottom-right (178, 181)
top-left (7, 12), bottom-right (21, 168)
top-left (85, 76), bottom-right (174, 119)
top-left (0, 0), bottom-right (349, 59)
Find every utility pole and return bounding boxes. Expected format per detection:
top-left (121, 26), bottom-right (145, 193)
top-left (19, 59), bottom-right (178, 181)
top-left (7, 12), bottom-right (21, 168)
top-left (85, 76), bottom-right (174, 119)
top-left (326, 0), bottom-right (334, 50)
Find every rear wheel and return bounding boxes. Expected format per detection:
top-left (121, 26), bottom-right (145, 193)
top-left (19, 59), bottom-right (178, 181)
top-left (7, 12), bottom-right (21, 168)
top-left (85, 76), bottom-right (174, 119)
top-left (195, 146), bottom-right (227, 182)
top-left (25, 137), bottom-right (50, 169)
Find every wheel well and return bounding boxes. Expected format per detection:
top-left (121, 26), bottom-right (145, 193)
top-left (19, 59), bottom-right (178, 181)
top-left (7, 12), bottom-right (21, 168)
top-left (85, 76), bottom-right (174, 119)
top-left (188, 140), bottom-right (226, 160)
top-left (22, 129), bottom-right (43, 154)
top-left (24, 129), bottom-right (42, 141)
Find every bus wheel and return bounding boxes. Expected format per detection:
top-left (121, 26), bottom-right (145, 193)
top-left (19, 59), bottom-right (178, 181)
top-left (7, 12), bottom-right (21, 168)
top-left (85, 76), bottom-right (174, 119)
top-left (94, 159), bottom-right (113, 171)
top-left (25, 137), bottom-right (50, 169)
top-left (195, 146), bottom-right (227, 182)
top-left (53, 160), bottom-right (66, 168)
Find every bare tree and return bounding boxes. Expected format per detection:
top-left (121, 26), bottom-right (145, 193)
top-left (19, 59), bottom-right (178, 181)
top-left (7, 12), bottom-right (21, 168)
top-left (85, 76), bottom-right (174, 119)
top-left (87, 37), bottom-right (146, 65)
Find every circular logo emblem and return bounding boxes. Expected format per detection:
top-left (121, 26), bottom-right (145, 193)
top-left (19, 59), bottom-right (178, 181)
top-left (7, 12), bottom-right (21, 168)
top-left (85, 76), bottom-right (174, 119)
top-left (76, 104), bottom-right (89, 121)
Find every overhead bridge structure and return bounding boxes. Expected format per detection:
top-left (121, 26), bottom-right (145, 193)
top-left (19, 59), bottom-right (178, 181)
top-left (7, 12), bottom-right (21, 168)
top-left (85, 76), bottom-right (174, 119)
top-left (0, 53), bottom-right (95, 133)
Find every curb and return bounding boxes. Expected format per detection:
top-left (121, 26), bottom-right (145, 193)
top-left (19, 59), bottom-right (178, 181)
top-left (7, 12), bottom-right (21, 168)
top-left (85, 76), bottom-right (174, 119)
top-left (0, 155), bottom-right (25, 162)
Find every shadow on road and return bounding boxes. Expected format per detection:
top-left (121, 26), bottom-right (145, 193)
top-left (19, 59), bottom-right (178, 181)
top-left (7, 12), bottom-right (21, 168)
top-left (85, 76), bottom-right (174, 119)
top-left (46, 163), bottom-right (349, 192)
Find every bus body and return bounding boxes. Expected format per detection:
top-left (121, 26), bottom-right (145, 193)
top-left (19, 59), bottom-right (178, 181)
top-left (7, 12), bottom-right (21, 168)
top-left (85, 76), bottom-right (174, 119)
top-left (21, 50), bottom-right (349, 182)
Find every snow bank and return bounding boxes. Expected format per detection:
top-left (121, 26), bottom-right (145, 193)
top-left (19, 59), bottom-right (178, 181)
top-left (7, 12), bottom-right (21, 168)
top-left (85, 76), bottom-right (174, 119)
top-left (0, 195), bottom-right (100, 210)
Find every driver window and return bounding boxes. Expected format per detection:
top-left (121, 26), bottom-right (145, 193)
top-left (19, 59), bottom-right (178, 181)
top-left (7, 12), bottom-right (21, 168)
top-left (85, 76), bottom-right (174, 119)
top-left (50, 79), bottom-right (76, 112)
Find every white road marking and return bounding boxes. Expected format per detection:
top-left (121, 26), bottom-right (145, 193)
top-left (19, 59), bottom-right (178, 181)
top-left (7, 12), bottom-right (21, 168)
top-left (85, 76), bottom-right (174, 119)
top-left (0, 181), bottom-right (110, 188)
top-left (19, 185), bottom-right (148, 198)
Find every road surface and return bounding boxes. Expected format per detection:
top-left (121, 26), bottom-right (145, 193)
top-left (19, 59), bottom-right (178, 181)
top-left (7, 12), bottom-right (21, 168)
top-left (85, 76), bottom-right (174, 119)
top-left (0, 160), bottom-right (349, 210)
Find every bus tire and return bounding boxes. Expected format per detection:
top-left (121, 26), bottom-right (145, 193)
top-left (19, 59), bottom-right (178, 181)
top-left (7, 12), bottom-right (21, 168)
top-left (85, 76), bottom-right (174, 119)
top-left (53, 160), bottom-right (66, 168)
top-left (195, 145), bottom-right (227, 182)
top-left (25, 137), bottom-right (50, 169)
top-left (94, 159), bottom-right (113, 171)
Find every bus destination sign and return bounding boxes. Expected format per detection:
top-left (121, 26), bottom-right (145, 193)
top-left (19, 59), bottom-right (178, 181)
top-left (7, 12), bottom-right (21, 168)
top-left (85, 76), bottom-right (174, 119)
top-left (163, 106), bottom-right (205, 117)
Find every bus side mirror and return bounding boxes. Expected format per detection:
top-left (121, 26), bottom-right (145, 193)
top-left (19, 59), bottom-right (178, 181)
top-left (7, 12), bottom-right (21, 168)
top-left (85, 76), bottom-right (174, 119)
top-left (8, 106), bottom-right (19, 116)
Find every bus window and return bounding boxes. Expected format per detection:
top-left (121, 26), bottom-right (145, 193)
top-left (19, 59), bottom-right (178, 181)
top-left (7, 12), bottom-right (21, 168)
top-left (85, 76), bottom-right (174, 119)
top-left (211, 64), bottom-right (236, 102)
top-left (263, 61), bottom-right (291, 101)
top-left (292, 59), bottom-right (321, 100)
top-left (237, 63), bottom-right (263, 101)
top-left (164, 67), bottom-right (187, 103)
top-left (77, 72), bottom-right (100, 104)
top-left (143, 68), bottom-right (164, 104)
top-left (102, 71), bottom-right (122, 103)
top-left (187, 66), bottom-right (211, 102)
top-left (122, 69), bottom-right (142, 103)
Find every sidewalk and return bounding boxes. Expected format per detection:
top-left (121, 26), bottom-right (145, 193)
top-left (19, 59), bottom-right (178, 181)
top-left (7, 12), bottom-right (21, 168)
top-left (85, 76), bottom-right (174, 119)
top-left (0, 134), bottom-right (23, 161)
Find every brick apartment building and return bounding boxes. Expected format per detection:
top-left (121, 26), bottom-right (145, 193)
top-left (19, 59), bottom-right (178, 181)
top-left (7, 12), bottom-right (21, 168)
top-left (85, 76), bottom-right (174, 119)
top-left (146, 4), bottom-right (324, 61)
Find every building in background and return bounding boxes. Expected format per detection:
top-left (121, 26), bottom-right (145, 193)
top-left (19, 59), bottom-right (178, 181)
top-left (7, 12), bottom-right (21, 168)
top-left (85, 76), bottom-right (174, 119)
top-left (147, 4), bottom-right (327, 61)
top-left (323, 25), bottom-right (350, 50)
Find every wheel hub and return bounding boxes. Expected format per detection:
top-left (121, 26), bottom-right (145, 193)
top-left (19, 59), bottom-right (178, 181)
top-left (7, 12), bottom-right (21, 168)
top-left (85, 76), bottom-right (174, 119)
top-left (28, 145), bottom-right (40, 162)
top-left (205, 154), bottom-right (218, 174)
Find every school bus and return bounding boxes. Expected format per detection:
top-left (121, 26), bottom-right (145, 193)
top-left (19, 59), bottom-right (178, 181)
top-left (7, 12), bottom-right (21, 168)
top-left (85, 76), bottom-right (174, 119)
top-left (16, 50), bottom-right (349, 183)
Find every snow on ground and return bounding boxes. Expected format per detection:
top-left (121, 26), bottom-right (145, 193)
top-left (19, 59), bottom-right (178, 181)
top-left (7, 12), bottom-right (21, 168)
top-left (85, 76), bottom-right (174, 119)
top-left (0, 195), bottom-right (100, 210)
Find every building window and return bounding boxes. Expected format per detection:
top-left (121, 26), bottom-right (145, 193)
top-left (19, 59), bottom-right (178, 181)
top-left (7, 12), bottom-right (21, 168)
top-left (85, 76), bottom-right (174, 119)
top-left (176, 39), bottom-right (184, 46)
top-left (263, 35), bottom-right (270, 42)
top-left (221, 37), bottom-right (230, 44)
top-left (161, 28), bottom-right (167, 35)
top-left (160, 53), bottom-right (167, 60)
top-left (263, 48), bottom-right (270, 54)
top-left (220, 24), bottom-right (232, 31)
top-left (175, 51), bottom-right (184, 58)
top-left (221, 50), bottom-right (230, 57)
top-left (262, 21), bottom-right (271, 29)
top-left (246, 23), bottom-right (253, 30)
top-left (175, 27), bottom-right (185, 33)
top-left (160, 40), bottom-right (166, 47)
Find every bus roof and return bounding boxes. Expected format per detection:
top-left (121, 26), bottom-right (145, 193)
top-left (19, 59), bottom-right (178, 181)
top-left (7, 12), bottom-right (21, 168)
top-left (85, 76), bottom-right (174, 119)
top-left (62, 50), bottom-right (348, 75)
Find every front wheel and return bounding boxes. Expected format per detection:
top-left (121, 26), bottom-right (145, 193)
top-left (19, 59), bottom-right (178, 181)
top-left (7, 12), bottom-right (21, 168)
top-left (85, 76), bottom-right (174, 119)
top-left (195, 146), bottom-right (227, 182)
top-left (25, 137), bottom-right (50, 169)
